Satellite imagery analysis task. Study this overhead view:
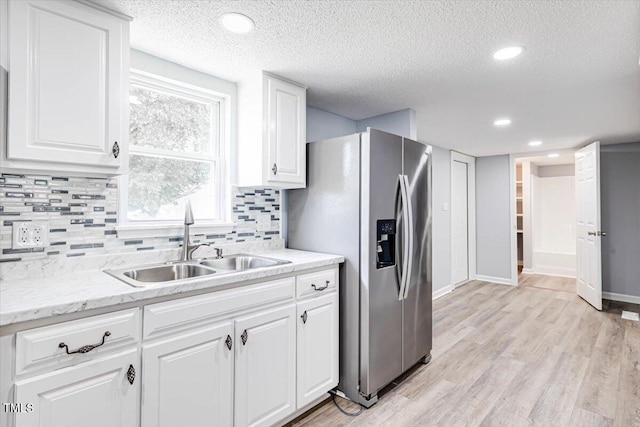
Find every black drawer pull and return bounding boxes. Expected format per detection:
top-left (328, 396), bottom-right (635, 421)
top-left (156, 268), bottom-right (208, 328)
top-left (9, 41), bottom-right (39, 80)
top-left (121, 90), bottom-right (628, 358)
top-left (311, 280), bottom-right (330, 291)
top-left (58, 331), bottom-right (111, 355)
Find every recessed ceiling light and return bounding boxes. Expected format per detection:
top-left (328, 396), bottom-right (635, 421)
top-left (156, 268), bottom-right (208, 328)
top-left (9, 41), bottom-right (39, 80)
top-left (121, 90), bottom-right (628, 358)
top-left (528, 140), bottom-right (543, 147)
top-left (493, 46), bottom-right (524, 61)
top-left (548, 153), bottom-right (560, 158)
top-left (494, 118), bottom-right (512, 127)
top-left (219, 13), bottom-right (254, 34)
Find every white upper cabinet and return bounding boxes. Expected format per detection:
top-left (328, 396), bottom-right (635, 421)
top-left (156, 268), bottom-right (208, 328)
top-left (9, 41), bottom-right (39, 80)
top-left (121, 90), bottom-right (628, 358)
top-left (4, 0), bottom-right (130, 176)
top-left (237, 72), bottom-right (306, 188)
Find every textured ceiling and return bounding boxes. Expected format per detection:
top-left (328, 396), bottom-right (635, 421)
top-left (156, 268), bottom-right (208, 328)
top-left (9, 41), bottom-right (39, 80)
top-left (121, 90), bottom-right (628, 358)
top-left (94, 0), bottom-right (640, 156)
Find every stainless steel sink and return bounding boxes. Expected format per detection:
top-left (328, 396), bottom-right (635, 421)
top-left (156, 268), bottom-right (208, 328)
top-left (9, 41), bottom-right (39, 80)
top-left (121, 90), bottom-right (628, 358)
top-left (199, 254), bottom-right (290, 271)
top-left (121, 264), bottom-right (217, 283)
top-left (104, 253), bottom-right (290, 287)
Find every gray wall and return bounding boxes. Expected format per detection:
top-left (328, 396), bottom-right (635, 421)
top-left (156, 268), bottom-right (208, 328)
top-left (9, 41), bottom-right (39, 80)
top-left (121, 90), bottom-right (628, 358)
top-left (601, 142), bottom-right (640, 297)
top-left (307, 107), bottom-right (417, 142)
top-left (306, 107), bottom-right (357, 142)
top-left (475, 155), bottom-right (512, 279)
top-left (431, 146), bottom-right (452, 295)
top-left (356, 108), bottom-right (417, 140)
top-left (302, 106), bottom-right (455, 297)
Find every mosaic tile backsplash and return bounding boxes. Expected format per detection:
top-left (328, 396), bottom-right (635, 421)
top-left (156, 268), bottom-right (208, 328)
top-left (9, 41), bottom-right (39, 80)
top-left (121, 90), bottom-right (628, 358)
top-left (0, 173), bottom-right (280, 265)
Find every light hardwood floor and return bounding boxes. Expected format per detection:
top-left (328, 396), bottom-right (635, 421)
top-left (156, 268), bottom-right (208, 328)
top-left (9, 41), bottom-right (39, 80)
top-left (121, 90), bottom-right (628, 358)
top-left (288, 277), bottom-right (640, 427)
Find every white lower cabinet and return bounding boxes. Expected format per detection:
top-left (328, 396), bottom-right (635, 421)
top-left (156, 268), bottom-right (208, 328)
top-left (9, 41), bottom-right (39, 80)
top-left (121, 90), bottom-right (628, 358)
top-left (234, 304), bottom-right (297, 427)
top-left (296, 292), bottom-right (339, 408)
top-left (8, 267), bottom-right (339, 427)
top-left (141, 321), bottom-right (234, 427)
top-left (14, 349), bottom-right (139, 427)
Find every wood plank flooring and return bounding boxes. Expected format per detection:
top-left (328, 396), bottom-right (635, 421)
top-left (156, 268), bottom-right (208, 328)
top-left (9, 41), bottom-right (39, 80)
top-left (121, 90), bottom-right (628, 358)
top-left (288, 276), bottom-right (640, 427)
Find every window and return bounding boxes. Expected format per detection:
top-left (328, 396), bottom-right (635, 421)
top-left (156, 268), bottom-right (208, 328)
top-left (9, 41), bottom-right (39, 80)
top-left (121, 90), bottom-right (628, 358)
top-left (125, 71), bottom-right (227, 224)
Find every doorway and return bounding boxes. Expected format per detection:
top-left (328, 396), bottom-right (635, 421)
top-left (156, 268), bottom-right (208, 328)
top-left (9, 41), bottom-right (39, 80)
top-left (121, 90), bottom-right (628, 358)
top-left (450, 151), bottom-right (476, 287)
top-left (512, 153), bottom-right (577, 285)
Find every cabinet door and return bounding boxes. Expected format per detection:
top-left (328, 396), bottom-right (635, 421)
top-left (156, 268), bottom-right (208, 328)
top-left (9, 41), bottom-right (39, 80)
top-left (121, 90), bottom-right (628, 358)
top-left (15, 349), bottom-right (138, 427)
top-left (265, 75), bottom-right (306, 187)
top-left (234, 304), bottom-right (296, 427)
top-left (7, 0), bottom-right (127, 170)
top-left (142, 322), bottom-right (234, 427)
top-left (296, 292), bottom-right (339, 408)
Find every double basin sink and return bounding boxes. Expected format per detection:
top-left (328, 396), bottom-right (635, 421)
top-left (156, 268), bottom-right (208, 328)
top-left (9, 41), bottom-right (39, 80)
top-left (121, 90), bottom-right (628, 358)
top-left (105, 254), bottom-right (291, 287)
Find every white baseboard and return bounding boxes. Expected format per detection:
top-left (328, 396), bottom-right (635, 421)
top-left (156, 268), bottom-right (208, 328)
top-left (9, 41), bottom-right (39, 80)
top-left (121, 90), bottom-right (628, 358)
top-left (475, 274), bottom-right (515, 286)
top-left (530, 266), bottom-right (576, 278)
top-left (603, 292), bottom-right (640, 305)
top-left (433, 285), bottom-right (453, 301)
top-left (522, 268), bottom-right (535, 274)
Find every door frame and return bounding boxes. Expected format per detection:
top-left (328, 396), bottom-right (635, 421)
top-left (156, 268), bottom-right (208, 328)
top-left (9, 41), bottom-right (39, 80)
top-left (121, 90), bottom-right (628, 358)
top-left (450, 151), bottom-right (476, 288)
top-left (509, 149), bottom-right (577, 286)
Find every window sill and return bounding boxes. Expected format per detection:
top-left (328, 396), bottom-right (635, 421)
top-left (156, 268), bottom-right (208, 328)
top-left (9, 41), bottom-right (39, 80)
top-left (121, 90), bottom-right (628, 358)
top-left (116, 222), bottom-right (236, 239)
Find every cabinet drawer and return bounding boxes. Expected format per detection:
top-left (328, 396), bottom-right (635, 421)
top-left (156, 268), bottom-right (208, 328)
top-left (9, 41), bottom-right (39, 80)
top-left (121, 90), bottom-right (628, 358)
top-left (296, 268), bottom-right (338, 299)
top-left (144, 277), bottom-right (295, 340)
top-left (16, 308), bottom-right (140, 376)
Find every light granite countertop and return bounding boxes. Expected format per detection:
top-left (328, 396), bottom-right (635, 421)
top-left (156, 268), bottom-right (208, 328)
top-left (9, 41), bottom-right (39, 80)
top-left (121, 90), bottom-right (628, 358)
top-left (0, 249), bottom-right (343, 327)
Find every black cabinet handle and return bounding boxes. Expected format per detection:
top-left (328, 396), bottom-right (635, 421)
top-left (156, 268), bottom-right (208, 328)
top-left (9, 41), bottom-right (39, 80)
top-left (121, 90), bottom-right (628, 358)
top-left (112, 141), bottom-right (120, 158)
top-left (272, 163), bottom-right (277, 175)
top-left (301, 311), bottom-right (308, 324)
top-left (241, 329), bottom-right (248, 345)
top-left (127, 365), bottom-right (135, 385)
top-left (225, 335), bottom-right (232, 350)
top-left (311, 280), bottom-right (330, 291)
top-left (58, 331), bottom-right (110, 355)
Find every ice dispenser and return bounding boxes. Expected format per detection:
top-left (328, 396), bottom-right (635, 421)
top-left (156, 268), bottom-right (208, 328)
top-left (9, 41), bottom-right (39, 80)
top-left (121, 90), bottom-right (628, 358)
top-left (376, 219), bottom-right (396, 268)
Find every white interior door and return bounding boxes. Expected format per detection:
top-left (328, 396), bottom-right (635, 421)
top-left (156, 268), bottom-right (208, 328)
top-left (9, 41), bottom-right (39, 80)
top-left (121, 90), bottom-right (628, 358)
top-left (452, 160), bottom-right (469, 285)
top-left (575, 141), bottom-right (602, 310)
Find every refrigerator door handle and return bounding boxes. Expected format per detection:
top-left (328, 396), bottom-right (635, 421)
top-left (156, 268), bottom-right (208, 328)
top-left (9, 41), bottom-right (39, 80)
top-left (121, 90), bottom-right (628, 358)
top-left (398, 174), bottom-right (411, 301)
top-left (402, 174), bottom-right (414, 300)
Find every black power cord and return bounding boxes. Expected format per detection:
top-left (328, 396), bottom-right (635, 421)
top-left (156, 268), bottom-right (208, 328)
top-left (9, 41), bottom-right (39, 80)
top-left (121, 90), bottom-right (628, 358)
top-left (329, 390), bottom-right (364, 417)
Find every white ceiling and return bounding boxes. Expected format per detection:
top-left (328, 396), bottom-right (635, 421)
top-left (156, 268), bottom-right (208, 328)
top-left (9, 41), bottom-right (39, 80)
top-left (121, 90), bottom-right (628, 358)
top-left (94, 0), bottom-right (640, 157)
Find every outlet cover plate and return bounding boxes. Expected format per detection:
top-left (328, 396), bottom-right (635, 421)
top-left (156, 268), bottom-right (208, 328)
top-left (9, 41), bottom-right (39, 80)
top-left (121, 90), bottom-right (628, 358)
top-left (256, 213), bottom-right (271, 232)
top-left (12, 221), bottom-right (49, 249)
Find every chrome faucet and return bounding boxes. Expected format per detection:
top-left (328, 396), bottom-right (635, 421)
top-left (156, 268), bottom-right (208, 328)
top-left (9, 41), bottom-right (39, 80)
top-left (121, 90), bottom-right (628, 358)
top-left (180, 200), bottom-right (209, 261)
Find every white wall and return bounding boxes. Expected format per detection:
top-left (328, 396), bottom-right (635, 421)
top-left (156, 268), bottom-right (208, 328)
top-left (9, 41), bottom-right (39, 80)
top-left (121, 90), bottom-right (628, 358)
top-left (306, 107), bottom-right (357, 142)
top-left (531, 168), bottom-right (576, 277)
top-left (476, 155), bottom-right (512, 281)
top-left (355, 108), bottom-right (417, 140)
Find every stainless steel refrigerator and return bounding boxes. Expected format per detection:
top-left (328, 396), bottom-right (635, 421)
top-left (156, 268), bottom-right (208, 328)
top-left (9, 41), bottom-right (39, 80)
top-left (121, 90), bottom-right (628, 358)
top-left (287, 128), bottom-right (432, 407)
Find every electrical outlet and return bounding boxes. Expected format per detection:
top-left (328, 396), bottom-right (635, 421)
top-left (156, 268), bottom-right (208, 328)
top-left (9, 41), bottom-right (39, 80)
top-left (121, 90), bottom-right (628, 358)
top-left (256, 213), bottom-right (271, 232)
top-left (12, 221), bottom-right (49, 249)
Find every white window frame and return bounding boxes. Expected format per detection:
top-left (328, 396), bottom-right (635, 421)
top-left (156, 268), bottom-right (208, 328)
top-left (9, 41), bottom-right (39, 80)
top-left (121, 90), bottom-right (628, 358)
top-left (117, 69), bottom-right (234, 238)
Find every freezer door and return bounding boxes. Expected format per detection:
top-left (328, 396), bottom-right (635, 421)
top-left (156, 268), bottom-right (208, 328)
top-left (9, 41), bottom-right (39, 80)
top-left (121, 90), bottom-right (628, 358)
top-left (402, 139), bottom-right (433, 370)
top-left (360, 129), bottom-right (404, 398)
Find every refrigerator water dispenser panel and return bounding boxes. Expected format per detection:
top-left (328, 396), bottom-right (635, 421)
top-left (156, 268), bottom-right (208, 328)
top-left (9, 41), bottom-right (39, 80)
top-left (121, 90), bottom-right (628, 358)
top-left (376, 219), bottom-right (396, 268)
